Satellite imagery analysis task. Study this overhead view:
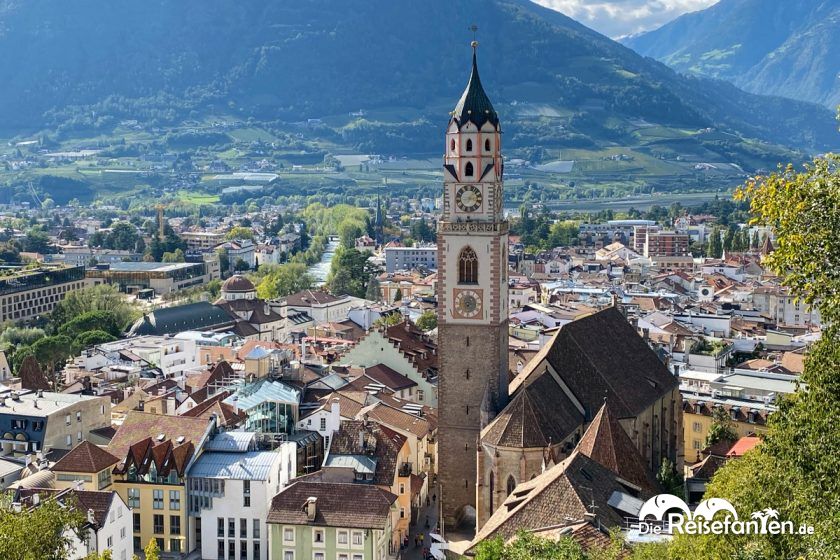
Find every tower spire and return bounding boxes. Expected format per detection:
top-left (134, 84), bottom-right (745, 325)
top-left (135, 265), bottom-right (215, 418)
top-left (452, 30), bottom-right (499, 130)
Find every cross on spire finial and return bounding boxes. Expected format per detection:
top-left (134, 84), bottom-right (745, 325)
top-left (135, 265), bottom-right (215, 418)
top-left (470, 24), bottom-right (479, 50)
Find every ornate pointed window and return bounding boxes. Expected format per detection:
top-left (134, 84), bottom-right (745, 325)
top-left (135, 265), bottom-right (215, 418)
top-left (465, 162), bottom-right (474, 177)
top-left (458, 247), bottom-right (478, 284)
top-left (485, 139), bottom-right (491, 152)
top-left (506, 475), bottom-right (516, 496)
top-left (466, 139), bottom-right (473, 152)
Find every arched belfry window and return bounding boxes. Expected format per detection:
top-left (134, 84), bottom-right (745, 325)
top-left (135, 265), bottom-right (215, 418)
top-left (466, 139), bottom-right (473, 152)
top-left (506, 475), bottom-right (516, 496)
top-left (450, 139), bottom-right (455, 152)
top-left (465, 162), bottom-right (474, 177)
top-left (459, 246), bottom-right (478, 284)
top-left (485, 139), bottom-right (491, 152)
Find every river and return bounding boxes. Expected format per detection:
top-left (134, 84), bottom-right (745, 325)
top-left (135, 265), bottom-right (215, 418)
top-left (308, 237), bottom-right (338, 286)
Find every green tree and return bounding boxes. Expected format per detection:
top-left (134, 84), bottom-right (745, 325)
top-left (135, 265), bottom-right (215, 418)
top-left (364, 274), bottom-right (382, 302)
top-left (0, 326), bottom-right (45, 350)
top-left (59, 310), bottom-right (123, 339)
top-left (671, 155), bottom-right (840, 559)
top-left (705, 405), bottom-right (738, 447)
top-left (655, 457), bottom-right (684, 495)
top-left (327, 247), bottom-right (377, 298)
top-left (105, 221), bottom-right (142, 251)
top-left (72, 330), bottom-right (118, 353)
top-left (217, 248), bottom-right (230, 273)
top-left (50, 284), bottom-right (140, 333)
top-left (22, 228), bottom-right (51, 253)
top-left (475, 531), bottom-right (587, 560)
top-left (722, 226), bottom-right (735, 253)
top-left (416, 310), bottom-right (437, 331)
top-left (0, 494), bottom-right (86, 560)
top-left (706, 227), bottom-right (723, 258)
top-left (373, 312), bottom-right (403, 328)
top-left (337, 219), bottom-right (364, 249)
top-left (161, 248), bottom-right (186, 262)
top-left (393, 287), bottom-right (403, 302)
top-left (225, 226), bottom-right (254, 241)
top-left (0, 241), bottom-right (20, 263)
top-left (255, 263), bottom-right (313, 299)
top-left (30, 335), bottom-right (73, 382)
top-left (144, 538), bottom-right (161, 560)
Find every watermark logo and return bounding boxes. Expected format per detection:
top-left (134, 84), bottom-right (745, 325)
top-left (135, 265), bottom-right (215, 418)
top-left (636, 494), bottom-right (814, 536)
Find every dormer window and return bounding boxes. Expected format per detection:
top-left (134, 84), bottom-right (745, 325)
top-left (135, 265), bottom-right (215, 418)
top-left (465, 162), bottom-right (474, 177)
top-left (466, 139), bottom-right (473, 152)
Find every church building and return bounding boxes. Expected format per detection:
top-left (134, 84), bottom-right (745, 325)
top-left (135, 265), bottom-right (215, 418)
top-left (437, 43), bottom-right (683, 535)
top-left (437, 41), bottom-right (510, 530)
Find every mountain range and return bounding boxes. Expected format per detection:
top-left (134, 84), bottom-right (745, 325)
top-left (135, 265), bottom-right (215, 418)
top-left (0, 0), bottom-right (836, 154)
top-left (623, 0), bottom-right (840, 109)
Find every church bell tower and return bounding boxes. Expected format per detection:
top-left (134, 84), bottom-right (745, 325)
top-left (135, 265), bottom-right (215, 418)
top-left (437, 41), bottom-right (509, 530)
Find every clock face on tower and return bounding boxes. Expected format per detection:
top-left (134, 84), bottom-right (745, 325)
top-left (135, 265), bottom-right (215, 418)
top-left (456, 185), bottom-right (482, 213)
top-left (453, 288), bottom-right (483, 319)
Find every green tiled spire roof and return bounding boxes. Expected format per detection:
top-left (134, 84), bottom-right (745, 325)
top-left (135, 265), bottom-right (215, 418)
top-left (452, 44), bottom-right (499, 129)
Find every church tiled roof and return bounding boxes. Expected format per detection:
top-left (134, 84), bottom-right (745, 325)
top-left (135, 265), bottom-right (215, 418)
top-left (482, 369), bottom-right (583, 449)
top-left (512, 307), bottom-right (678, 419)
top-left (452, 48), bottom-right (499, 130)
top-left (576, 403), bottom-right (659, 493)
top-left (466, 450), bottom-right (654, 555)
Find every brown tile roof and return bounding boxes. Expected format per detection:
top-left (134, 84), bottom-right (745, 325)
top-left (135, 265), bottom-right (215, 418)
top-left (780, 349), bottom-right (806, 374)
top-left (329, 420), bottom-right (406, 487)
top-left (511, 307), bottom-right (677, 419)
top-left (383, 320), bottom-right (439, 376)
top-left (217, 298), bottom-right (283, 325)
top-left (181, 393), bottom-right (246, 427)
top-left (267, 481), bottom-right (396, 529)
top-left (16, 488), bottom-right (116, 528)
top-left (285, 289), bottom-right (343, 306)
top-left (483, 370), bottom-right (584, 449)
top-left (107, 411), bottom-right (211, 462)
top-left (529, 522), bottom-right (621, 556)
top-left (52, 441), bottom-right (119, 474)
top-left (576, 404), bottom-right (659, 493)
top-left (467, 450), bottom-right (653, 555)
top-left (362, 403), bottom-right (431, 439)
top-left (363, 363), bottom-right (417, 391)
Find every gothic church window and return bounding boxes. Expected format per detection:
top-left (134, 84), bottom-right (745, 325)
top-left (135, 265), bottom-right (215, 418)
top-left (459, 247), bottom-right (478, 284)
top-left (465, 162), bottom-right (474, 176)
top-left (450, 139), bottom-right (455, 152)
top-left (485, 139), bottom-right (491, 152)
top-left (466, 139), bottom-right (473, 152)
top-left (489, 472), bottom-right (495, 512)
top-left (506, 475), bottom-right (516, 496)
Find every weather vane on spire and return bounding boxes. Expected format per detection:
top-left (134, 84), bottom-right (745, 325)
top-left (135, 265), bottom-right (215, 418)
top-left (470, 24), bottom-right (478, 49)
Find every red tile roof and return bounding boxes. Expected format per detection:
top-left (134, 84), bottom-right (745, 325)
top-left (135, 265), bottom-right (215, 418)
top-left (52, 441), bottom-right (119, 474)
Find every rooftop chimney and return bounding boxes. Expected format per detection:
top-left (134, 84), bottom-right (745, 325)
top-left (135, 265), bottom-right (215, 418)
top-left (87, 508), bottom-right (96, 524)
top-left (305, 497), bottom-right (317, 521)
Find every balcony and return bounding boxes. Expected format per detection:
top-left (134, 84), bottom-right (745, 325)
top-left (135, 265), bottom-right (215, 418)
top-left (398, 462), bottom-right (413, 477)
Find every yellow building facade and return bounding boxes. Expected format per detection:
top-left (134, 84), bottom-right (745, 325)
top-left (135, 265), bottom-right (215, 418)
top-left (682, 397), bottom-right (771, 462)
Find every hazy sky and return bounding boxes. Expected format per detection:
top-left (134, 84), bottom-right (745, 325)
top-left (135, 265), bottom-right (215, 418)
top-left (534, 0), bottom-right (718, 38)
